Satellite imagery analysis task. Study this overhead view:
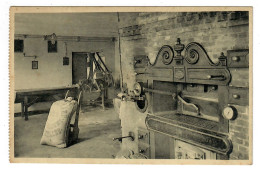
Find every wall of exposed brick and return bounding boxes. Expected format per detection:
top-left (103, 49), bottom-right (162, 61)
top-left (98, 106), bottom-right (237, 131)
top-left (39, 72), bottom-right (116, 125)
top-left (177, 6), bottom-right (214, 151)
top-left (229, 105), bottom-right (250, 159)
top-left (117, 11), bottom-right (250, 159)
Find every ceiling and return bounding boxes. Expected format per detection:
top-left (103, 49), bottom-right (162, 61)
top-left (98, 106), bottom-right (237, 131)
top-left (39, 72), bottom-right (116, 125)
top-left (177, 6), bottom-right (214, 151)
top-left (15, 13), bottom-right (119, 37)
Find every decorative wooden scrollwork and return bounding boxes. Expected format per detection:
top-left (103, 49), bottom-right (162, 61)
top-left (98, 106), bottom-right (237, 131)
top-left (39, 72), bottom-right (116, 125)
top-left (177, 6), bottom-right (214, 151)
top-left (150, 39), bottom-right (230, 67)
top-left (184, 42), bottom-right (218, 66)
top-left (157, 45), bottom-right (174, 65)
top-left (186, 49), bottom-right (199, 64)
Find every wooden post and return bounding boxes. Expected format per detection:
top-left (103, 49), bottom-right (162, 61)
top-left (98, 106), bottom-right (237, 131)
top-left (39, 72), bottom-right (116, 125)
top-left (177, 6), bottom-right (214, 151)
top-left (24, 96), bottom-right (28, 121)
top-left (102, 89), bottom-right (105, 110)
top-left (21, 102), bottom-right (24, 117)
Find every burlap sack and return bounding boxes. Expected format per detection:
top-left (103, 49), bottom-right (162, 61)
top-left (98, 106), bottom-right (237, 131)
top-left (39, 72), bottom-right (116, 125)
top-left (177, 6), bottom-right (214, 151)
top-left (40, 99), bottom-right (77, 148)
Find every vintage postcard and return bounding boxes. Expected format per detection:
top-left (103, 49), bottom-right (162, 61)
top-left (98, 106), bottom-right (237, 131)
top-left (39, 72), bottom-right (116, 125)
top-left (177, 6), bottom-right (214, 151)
top-left (9, 6), bottom-right (252, 164)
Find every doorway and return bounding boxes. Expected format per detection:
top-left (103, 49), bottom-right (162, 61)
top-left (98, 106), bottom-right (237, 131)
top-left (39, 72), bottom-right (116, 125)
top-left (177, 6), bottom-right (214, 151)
top-left (72, 52), bottom-right (92, 84)
top-left (72, 52), bottom-right (106, 84)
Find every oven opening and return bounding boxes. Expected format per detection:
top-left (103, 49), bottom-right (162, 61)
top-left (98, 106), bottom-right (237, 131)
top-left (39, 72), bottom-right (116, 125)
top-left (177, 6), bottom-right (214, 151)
top-left (150, 81), bottom-right (227, 133)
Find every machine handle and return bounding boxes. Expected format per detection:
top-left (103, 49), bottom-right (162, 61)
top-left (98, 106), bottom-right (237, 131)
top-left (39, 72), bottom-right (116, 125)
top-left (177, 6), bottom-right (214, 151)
top-left (113, 132), bottom-right (135, 142)
top-left (144, 88), bottom-right (176, 98)
top-left (113, 136), bottom-right (133, 142)
top-left (206, 75), bottom-right (226, 80)
top-left (113, 135), bottom-right (134, 142)
top-left (177, 95), bottom-right (200, 115)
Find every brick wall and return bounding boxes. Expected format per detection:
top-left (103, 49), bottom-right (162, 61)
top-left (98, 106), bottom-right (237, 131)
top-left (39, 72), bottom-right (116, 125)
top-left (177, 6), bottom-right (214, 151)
top-left (117, 11), bottom-right (250, 159)
top-left (229, 105), bottom-right (250, 159)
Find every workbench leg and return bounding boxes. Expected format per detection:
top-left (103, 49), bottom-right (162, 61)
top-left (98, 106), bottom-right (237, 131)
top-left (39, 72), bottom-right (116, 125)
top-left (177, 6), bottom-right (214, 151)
top-left (21, 102), bottom-right (24, 118)
top-left (102, 90), bottom-right (105, 110)
top-left (24, 96), bottom-right (29, 121)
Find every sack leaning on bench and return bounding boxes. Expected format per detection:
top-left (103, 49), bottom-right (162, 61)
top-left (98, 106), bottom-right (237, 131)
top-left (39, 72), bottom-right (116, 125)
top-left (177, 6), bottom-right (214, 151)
top-left (40, 98), bottom-right (77, 148)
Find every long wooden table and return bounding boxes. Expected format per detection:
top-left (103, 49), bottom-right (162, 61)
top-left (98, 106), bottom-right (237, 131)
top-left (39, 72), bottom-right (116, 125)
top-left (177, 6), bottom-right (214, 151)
top-left (15, 85), bottom-right (78, 121)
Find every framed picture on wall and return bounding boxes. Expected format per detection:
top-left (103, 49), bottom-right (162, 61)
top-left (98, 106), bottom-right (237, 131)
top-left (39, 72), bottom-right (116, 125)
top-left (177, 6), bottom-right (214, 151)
top-left (48, 41), bottom-right (57, 53)
top-left (63, 57), bottom-right (69, 65)
top-left (14, 39), bottom-right (24, 52)
top-left (32, 61), bottom-right (38, 69)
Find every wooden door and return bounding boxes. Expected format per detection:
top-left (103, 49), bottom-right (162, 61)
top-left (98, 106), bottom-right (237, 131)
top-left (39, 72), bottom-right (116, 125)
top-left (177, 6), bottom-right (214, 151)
top-left (72, 52), bottom-right (88, 84)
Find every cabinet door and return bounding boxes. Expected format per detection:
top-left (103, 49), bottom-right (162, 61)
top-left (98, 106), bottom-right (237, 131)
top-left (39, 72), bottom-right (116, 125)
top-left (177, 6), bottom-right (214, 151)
top-left (154, 132), bottom-right (171, 159)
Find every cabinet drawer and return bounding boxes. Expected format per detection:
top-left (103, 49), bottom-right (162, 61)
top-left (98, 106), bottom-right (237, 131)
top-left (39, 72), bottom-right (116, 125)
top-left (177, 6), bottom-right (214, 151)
top-left (228, 87), bottom-right (249, 105)
top-left (227, 49), bottom-right (249, 68)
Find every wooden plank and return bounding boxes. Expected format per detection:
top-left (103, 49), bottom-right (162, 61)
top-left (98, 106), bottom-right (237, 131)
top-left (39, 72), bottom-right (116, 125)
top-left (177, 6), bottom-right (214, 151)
top-left (148, 68), bottom-right (174, 82)
top-left (15, 86), bottom-right (77, 97)
top-left (21, 102), bottom-right (24, 117)
top-left (24, 96), bottom-right (28, 121)
top-left (15, 85), bottom-right (77, 93)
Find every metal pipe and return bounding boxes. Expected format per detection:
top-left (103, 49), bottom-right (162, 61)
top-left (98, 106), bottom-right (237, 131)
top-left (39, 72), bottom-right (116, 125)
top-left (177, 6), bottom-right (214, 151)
top-left (143, 87), bottom-right (176, 97)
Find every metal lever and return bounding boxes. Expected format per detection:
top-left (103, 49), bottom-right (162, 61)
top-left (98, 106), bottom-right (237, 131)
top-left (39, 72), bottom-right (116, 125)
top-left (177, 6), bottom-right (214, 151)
top-left (143, 87), bottom-right (177, 98)
top-left (206, 75), bottom-right (226, 80)
top-left (135, 72), bottom-right (150, 76)
top-left (113, 132), bottom-right (135, 142)
top-left (177, 95), bottom-right (200, 115)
